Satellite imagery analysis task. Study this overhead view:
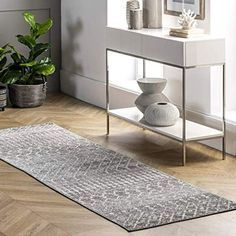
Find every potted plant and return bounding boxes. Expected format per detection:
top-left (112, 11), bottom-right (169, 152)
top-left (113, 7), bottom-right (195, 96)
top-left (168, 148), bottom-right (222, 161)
top-left (0, 12), bottom-right (55, 108)
top-left (0, 45), bottom-right (11, 110)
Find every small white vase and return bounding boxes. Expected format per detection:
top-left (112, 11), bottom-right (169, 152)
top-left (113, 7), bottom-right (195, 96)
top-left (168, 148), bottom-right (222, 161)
top-left (143, 0), bottom-right (162, 28)
top-left (126, 0), bottom-right (140, 29)
top-left (144, 102), bottom-right (180, 127)
top-left (130, 9), bottom-right (143, 30)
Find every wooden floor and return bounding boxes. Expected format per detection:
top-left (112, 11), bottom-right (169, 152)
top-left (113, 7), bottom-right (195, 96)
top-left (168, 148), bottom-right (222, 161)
top-left (1, 93), bottom-right (236, 236)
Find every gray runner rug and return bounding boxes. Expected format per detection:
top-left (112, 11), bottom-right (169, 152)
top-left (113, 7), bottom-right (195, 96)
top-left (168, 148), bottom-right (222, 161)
top-left (0, 123), bottom-right (236, 232)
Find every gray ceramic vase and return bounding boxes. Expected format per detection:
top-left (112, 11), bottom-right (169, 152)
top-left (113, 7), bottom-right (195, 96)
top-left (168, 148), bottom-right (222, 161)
top-left (135, 78), bottom-right (169, 114)
top-left (144, 102), bottom-right (180, 127)
top-left (126, 0), bottom-right (140, 29)
top-left (143, 0), bottom-right (162, 28)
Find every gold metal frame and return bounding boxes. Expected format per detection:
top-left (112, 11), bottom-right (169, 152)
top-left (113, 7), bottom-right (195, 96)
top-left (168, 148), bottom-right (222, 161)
top-left (164, 0), bottom-right (205, 20)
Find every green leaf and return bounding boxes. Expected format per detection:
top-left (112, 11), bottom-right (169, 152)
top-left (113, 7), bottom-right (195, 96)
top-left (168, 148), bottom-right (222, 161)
top-left (0, 70), bottom-right (22, 84)
top-left (30, 43), bottom-right (51, 60)
top-left (34, 63), bottom-right (55, 76)
top-left (11, 53), bottom-right (21, 64)
top-left (21, 73), bottom-right (31, 82)
top-left (0, 50), bottom-right (11, 62)
top-left (30, 23), bottom-right (40, 38)
top-left (23, 12), bottom-right (36, 29)
top-left (0, 45), bottom-right (11, 62)
top-left (17, 35), bottom-right (36, 49)
top-left (8, 45), bottom-right (24, 61)
top-left (1, 44), bottom-right (9, 50)
top-left (39, 57), bottom-right (51, 64)
top-left (20, 60), bottom-right (37, 67)
top-left (0, 57), bottom-right (7, 71)
top-left (37, 19), bottom-right (53, 37)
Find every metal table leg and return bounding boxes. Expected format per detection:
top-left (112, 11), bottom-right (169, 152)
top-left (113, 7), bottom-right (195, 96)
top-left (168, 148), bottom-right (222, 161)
top-left (106, 49), bottom-right (110, 136)
top-left (143, 59), bottom-right (146, 78)
top-left (222, 64), bottom-right (226, 160)
top-left (182, 67), bottom-right (187, 166)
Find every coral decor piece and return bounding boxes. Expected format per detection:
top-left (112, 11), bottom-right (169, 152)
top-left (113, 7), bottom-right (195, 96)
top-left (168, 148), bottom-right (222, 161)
top-left (178, 9), bottom-right (197, 30)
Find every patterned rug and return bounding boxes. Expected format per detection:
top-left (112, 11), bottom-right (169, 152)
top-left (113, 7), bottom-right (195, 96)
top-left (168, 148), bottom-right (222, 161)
top-left (0, 123), bottom-right (236, 232)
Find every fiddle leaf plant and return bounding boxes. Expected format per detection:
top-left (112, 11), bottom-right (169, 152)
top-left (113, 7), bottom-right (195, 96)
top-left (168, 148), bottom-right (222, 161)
top-left (0, 12), bottom-right (55, 85)
top-left (0, 44), bottom-right (11, 72)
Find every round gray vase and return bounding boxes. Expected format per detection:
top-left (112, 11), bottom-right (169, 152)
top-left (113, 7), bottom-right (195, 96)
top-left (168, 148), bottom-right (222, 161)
top-left (144, 102), bottom-right (180, 127)
top-left (9, 83), bottom-right (47, 108)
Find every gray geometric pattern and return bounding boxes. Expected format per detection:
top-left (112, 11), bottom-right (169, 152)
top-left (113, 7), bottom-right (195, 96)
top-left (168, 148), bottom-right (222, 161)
top-left (0, 123), bottom-right (236, 232)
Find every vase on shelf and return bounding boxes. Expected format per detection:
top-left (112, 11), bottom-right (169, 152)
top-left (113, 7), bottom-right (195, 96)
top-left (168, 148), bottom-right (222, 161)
top-left (135, 78), bottom-right (169, 114)
top-left (130, 9), bottom-right (143, 30)
top-left (143, 0), bottom-right (162, 28)
top-left (144, 102), bottom-right (180, 127)
top-left (126, 0), bottom-right (140, 29)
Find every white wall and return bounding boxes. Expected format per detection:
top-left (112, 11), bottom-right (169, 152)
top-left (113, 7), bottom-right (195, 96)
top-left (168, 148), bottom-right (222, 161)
top-left (61, 0), bottom-right (106, 83)
top-left (210, 0), bottom-right (236, 112)
top-left (61, 0), bottom-right (141, 108)
top-left (61, 0), bottom-right (113, 108)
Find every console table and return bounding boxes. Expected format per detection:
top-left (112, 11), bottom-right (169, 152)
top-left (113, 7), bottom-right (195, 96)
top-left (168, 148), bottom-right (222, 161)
top-left (106, 26), bottom-right (226, 166)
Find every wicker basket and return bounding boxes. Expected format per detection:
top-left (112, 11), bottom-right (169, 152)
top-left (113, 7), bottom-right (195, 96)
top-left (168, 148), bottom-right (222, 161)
top-left (9, 83), bottom-right (47, 108)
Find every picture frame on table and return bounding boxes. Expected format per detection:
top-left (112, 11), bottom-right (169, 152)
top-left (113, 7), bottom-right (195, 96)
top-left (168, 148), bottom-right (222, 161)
top-left (164, 0), bottom-right (205, 20)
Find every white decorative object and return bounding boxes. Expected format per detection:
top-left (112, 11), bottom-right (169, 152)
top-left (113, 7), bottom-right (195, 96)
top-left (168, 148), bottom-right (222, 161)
top-left (143, 0), bottom-right (162, 28)
top-left (178, 9), bottom-right (197, 30)
top-left (126, 0), bottom-right (140, 29)
top-left (130, 9), bottom-right (143, 30)
top-left (144, 102), bottom-right (180, 127)
top-left (135, 78), bottom-right (169, 113)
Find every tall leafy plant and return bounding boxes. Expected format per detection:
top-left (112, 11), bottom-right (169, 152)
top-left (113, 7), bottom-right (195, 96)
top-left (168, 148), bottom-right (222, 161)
top-left (0, 12), bottom-right (55, 85)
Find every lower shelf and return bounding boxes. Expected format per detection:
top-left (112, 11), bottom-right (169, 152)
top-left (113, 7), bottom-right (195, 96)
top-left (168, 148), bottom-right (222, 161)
top-left (109, 107), bottom-right (223, 142)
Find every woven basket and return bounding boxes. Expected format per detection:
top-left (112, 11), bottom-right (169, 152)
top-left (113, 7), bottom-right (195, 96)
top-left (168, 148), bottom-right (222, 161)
top-left (9, 83), bottom-right (47, 108)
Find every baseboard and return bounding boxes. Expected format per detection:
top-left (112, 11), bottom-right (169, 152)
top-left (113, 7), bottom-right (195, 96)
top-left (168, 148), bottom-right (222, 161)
top-left (60, 69), bottom-right (137, 108)
top-left (60, 69), bottom-right (236, 156)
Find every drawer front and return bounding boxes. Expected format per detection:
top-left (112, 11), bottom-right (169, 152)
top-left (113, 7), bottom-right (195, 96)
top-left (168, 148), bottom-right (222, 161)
top-left (185, 39), bottom-right (225, 67)
top-left (142, 35), bottom-right (184, 67)
top-left (106, 27), bottom-right (142, 57)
